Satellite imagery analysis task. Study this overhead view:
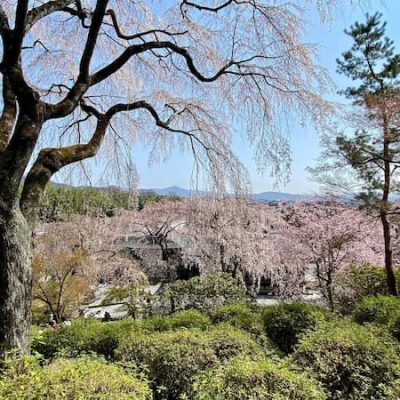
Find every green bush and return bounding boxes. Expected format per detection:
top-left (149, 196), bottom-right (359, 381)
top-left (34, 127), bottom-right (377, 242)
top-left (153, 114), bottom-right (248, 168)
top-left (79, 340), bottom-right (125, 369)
top-left (333, 265), bottom-right (396, 314)
top-left (116, 330), bottom-right (217, 400)
top-left (389, 314), bottom-right (400, 341)
top-left (148, 273), bottom-right (249, 315)
top-left (211, 303), bottom-right (263, 335)
top-left (352, 295), bottom-right (400, 326)
top-left (292, 320), bottom-right (400, 399)
top-left (128, 310), bottom-right (211, 332)
top-left (0, 355), bottom-right (151, 399)
top-left (32, 319), bottom-right (140, 359)
top-left (140, 315), bottom-right (172, 332)
top-left (162, 310), bottom-right (211, 330)
top-left (116, 326), bottom-right (265, 399)
top-left (385, 379), bottom-right (400, 399)
top-left (262, 303), bottom-right (330, 354)
top-left (207, 325), bottom-right (270, 360)
top-left (192, 356), bottom-right (326, 400)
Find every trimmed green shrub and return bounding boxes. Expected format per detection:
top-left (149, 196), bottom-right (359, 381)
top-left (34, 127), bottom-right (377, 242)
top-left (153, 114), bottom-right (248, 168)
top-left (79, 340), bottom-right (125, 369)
top-left (333, 265), bottom-right (397, 314)
top-left (32, 318), bottom-right (140, 359)
top-left (117, 330), bottom-right (217, 400)
top-left (292, 320), bottom-right (400, 399)
top-left (385, 379), bottom-right (400, 400)
top-left (263, 303), bottom-right (331, 354)
top-left (143, 309), bottom-right (211, 331)
top-left (192, 356), bottom-right (326, 400)
top-left (0, 355), bottom-right (151, 399)
top-left (389, 314), bottom-right (400, 340)
top-left (139, 315), bottom-right (172, 332)
top-left (211, 303), bottom-right (263, 335)
top-left (207, 324), bottom-right (271, 360)
top-left (168, 309), bottom-right (211, 330)
top-left (147, 273), bottom-right (250, 315)
top-left (33, 310), bottom-right (210, 361)
top-left (352, 295), bottom-right (400, 325)
top-left (116, 326), bottom-right (265, 399)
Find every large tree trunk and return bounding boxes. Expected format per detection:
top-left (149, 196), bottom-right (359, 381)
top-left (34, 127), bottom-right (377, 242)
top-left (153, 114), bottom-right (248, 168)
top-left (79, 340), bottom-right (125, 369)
top-left (0, 108), bottom-right (42, 359)
top-left (381, 108), bottom-right (398, 297)
top-left (381, 211), bottom-right (398, 296)
top-left (0, 203), bottom-right (33, 358)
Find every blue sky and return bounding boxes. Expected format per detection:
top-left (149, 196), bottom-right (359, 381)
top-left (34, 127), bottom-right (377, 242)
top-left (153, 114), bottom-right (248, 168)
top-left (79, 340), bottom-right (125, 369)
top-left (128, 0), bottom-right (400, 194)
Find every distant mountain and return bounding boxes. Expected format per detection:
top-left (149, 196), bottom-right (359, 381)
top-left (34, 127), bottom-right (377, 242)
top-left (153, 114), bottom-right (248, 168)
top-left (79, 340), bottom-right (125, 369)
top-left (52, 182), bottom-right (320, 202)
top-left (139, 186), bottom-right (317, 202)
top-left (251, 191), bottom-right (318, 203)
top-left (139, 186), bottom-right (197, 197)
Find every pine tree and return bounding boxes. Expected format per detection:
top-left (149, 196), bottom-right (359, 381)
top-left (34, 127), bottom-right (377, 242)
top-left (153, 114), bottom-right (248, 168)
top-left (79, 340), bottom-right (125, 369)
top-left (335, 13), bottom-right (400, 295)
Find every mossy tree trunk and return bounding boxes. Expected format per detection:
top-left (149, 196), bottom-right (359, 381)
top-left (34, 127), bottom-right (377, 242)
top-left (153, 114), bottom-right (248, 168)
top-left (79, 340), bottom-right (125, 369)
top-left (0, 205), bottom-right (33, 359)
top-left (0, 109), bottom-right (44, 358)
top-left (0, 1), bottom-right (110, 357)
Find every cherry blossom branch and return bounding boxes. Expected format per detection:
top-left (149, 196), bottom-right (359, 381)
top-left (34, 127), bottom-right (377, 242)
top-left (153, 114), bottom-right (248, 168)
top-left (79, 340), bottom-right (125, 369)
top-left (25, 0), bottom-right (76, 32)
top-left (89, 41), bottom-right (236, 86)
top-left (22, 98), bottom-right (212, 221)
top-left (180, 0), bottom-right (235, 14)
top-left (105, 9), bottom-right (188, 41)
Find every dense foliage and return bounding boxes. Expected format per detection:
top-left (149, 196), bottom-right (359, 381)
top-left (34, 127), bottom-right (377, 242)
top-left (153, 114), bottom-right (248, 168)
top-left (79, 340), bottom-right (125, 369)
top-left (147, 273), bottom-right (250, 315)
top-left (32, 225), bottom-right (94, 323)
top-left (20, 296), bottom-right (400, 399)
top-left (38, 184), bottom-right (181, 221)
top-left (38, 185), bottom-right (131, 221)
top-left (116, 326), bottom-right (266, 400)
top-left (211, 303), bottom-right (264, 335)
top-left (262, 303), bottom-right (331, 354)
top-left (352, 295), bottom-right (400, 326)
top-left (31, 319), bottom-right (140, 360)
top-left (334, 265), bottom-right (400, 314)
top-left (292, 320), bottom-right (400, 399)
top-left (192, 357), bottom-right (326, 400)
top-left (0, 355), bottom-right (151, 400)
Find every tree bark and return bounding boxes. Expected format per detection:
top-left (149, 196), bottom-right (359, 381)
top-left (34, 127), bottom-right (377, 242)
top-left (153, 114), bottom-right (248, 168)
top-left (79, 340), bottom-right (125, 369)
top-left (0, 110), bottom-right (41, 358)
top-left (0, 203), bottom-right (32, 359)
top-left (326, 269), bottom-right (335, 312)
top-left (381, 211), bottom-right (397, 296)
top-left (381, 105), bottom-right (398, 296)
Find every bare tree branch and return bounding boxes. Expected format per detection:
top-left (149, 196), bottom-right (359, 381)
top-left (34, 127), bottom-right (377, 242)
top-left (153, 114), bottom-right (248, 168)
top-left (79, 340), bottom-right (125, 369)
top-left (0, 4), bottom-right (11, 39)
top-left (90, 40), bottom-right (235, 86)
top-left (22, 95), bottom-right (219, 222)
top-left (25, 0), bottom-right (75, 32)
top-left (79, 0), bottom-right (109, 81)
top-left (105, 9), bottom-right (188, 41)
top-left (180, 0), bottom-right (235, 14)
top-left (12, 0), bottom-right (30, 65)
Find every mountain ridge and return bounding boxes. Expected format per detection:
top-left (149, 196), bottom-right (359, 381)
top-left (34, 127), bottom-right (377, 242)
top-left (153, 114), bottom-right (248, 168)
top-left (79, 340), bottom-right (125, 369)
top-left (52, 182), bottom-right (319, 202)
top-left (139, 186), bottom-right (317, 202)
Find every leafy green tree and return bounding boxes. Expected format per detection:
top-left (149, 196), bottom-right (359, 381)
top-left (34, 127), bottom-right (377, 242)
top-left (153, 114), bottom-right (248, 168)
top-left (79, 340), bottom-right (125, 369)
top-left (32, 222), bottom-right (95, 322)
top-left (312, 13), bottom-right (400, 295)
top-left (147, 273), bottom-right (249, 316)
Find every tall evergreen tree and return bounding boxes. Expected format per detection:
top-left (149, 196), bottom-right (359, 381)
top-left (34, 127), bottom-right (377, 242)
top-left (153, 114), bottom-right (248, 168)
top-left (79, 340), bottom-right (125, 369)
top-left (316, 13), bottom-right (400, 295)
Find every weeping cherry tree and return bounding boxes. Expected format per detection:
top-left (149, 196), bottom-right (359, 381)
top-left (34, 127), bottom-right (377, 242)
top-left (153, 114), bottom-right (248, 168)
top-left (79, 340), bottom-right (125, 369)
top-left (0, 0), bottom-right (333, 356)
